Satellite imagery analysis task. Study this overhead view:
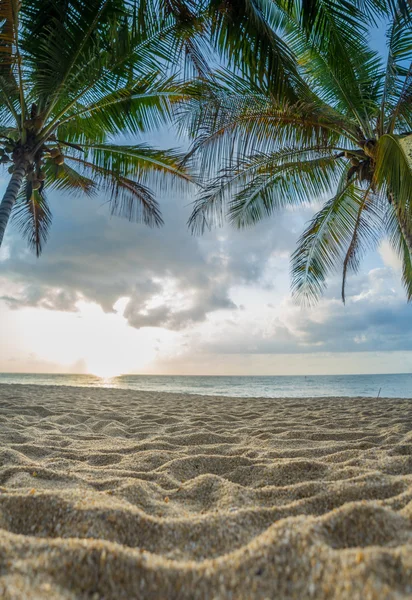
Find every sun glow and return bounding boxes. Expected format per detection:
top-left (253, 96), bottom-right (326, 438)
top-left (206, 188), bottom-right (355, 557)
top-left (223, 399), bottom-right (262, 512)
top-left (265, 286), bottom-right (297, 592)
top-left (87, 364), bottom-right (124, 379)
top-left (4, 298), bottom-right (167, 375)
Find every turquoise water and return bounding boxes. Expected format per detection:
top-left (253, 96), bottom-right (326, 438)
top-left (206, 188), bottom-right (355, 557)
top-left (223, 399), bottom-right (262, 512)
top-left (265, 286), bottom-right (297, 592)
top-left (0, 372), bottom-right (411, 398)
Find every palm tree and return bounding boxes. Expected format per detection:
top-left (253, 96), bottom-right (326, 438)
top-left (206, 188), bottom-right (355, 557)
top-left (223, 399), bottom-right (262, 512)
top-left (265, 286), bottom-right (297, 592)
top-left (1, 0), bottom-right (321, 256)
top-left (2, 0), bottom-right (397, 257)
top-left (0, 0), bottom-right (204, 256)
top-left (184, 4), bottom-right (412, 304)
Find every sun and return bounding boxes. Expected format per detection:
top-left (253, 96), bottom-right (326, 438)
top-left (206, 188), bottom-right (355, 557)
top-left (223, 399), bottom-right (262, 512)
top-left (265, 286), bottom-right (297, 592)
top-left (87, 361), bottom-right (125, 379)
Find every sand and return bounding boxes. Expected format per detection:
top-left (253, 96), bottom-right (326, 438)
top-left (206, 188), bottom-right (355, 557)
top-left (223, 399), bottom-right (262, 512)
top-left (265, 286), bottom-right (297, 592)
top-left (0, 385), bottom-right (411, 599)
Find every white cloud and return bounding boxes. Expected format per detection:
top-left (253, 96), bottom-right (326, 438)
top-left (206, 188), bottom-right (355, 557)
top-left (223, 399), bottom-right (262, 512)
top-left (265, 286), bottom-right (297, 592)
top-left (378, 239), bottom-right (402, 272)
top-left (1, 171), bottom-right (412, 375)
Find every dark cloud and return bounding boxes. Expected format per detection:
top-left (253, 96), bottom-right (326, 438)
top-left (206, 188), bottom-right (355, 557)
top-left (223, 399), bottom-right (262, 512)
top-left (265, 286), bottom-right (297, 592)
top-left (1, 183), bottom-right (302, 330)
top-left (2, 177), bottom-right (411, 356)
top-left (124, 288), bottom-right (236, 330)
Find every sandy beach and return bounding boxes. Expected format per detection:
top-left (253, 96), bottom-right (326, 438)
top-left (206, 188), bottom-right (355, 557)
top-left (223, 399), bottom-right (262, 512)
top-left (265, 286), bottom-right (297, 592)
top-left (0, 384), bottom-right (411, 599)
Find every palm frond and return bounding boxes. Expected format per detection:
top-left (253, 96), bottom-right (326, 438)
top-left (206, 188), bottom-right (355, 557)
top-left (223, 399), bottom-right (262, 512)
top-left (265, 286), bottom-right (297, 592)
top-left (66, 155), bottom-right (164, 226)
top-left (21, 0), bottom-right (122, 117)
top-left (229, 153), bottom-right (344, 228)
top-left (374, 133), bottom-right (412, 216)
top-left (39, 14), bottom-right (191, 134)
top-left (83, 142), bottom-right (192, 182)
top-left (0, 0), bottom-right (22, 125)
top-left (386, 202), bottom-right (412, 300)
top-left (12, 181), bottom-right (52, 256)
top-left (43, 160), bottom-right (97, 196)
top-left (181, 73), bottom-right (356, 176)
top-left (56, 77), bottom-right (187, 143)
top-left (189, 148), bottom-right (344, 233)
top-left (341, 184), bottom-right (380, 302)
top-left (290, 175), bottom-right (382, 304)
top-left (379, 10), bottom-right (412, 134)
top-left (207, 0), bottom-right (303, 101)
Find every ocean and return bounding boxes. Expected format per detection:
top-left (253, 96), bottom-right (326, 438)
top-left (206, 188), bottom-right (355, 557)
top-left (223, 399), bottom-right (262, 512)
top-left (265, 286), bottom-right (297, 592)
top-left (0, 372), bottom-right (411, 398)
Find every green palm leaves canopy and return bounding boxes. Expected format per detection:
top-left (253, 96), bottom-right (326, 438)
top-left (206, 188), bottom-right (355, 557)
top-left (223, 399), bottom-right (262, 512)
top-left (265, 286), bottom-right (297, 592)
top-left (0, 0), bottom-right (202, 256)
top-left (185, 2), bottom-right (412, 304)
top-left (0, 0), bottom-right (340, 256)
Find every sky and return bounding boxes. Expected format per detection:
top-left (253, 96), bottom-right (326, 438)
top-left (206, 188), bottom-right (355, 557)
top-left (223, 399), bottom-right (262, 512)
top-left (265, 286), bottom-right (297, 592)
top-left (1, 20), bottom-right (412, 378)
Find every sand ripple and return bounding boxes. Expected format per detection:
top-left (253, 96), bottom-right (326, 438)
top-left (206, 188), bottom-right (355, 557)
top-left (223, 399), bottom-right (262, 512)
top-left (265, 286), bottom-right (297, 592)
top-left (0, 385), bottom-right (412, 598)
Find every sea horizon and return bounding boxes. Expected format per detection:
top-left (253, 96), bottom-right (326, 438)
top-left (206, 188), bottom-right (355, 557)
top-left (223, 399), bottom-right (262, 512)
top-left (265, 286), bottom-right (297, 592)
top-left (1, 372), bottom-right (412, 398)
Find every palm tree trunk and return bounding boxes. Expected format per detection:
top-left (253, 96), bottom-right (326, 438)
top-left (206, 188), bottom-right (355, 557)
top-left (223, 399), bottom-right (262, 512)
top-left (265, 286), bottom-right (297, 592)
top-left (0, 164), bottom-right (26, 248)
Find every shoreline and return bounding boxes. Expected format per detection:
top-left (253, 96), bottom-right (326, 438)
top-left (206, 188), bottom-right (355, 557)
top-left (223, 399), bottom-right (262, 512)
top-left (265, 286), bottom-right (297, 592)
top-left (0, 381), bottom-right (408, 401)
top-left (0, 384), bottom-right (411, 598)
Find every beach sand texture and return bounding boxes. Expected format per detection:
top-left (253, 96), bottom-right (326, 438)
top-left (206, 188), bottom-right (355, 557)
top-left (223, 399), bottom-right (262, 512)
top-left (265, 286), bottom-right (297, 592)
top-left (0, 385), bottom-right (412, 599)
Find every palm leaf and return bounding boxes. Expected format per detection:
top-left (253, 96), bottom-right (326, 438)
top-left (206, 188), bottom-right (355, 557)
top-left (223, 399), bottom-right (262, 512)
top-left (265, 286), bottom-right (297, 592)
top-left (374, 133), bottom-right (412, 217)
top-left (290, 176), bottom-right (374, 304)
top-left (12, 181), bottom-right (52, 256)
top-left (386, 202), bottom-right (412, 300)
top-left (43, 160), bottom-right (97, 196)
top-left (0, 0), bottom-right (22, 124)
top-left (56, 78), bottom-right (188, 143)
top-left (207, 0), bottom-right (303, 101)
top-left (181, 72), bottom-right (355, 176)
top-left (82, 143), bottom-right (192, 183)
top-left (228, 153), bottom-right (344, 228)
top-left (379, 11), bottom-right (412, 134)
top-left (21, 0), bottom-right (122, 117)
top-left (341, 185), bottom-right (383, 302)
top-left (66, 155), bottom-right (164, 226)
top-left (189, 148), bottom-right (344, 233)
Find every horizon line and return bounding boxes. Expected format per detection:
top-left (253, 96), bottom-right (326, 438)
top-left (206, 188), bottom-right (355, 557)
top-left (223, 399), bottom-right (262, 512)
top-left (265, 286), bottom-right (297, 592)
top-left (1, 371), bottom-right (411, 378)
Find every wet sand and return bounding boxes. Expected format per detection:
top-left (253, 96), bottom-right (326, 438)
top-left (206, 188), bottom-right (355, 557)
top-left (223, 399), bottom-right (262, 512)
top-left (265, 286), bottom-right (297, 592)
top-left (0, 384), bottom-right (412, 599)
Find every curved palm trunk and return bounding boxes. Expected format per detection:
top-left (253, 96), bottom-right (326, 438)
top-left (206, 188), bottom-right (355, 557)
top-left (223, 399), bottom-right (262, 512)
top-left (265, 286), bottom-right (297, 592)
top-left (0, 164), bottom-right (26, 248)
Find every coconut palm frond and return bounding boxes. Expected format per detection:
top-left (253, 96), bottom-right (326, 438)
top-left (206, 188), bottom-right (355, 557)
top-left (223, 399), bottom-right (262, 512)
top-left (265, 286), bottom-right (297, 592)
top-left (43, 160), bottom-right (97, 196)
top-left (183, 2), bottom-right (412, 305)
top-left (82, 143), bottom-right (192, 184)
top-left (394, 69), bottom-right (412, 131)
top-left (57, 77), bottom-right (187, 142)
top-left (295, 0), bottom-right (394, 38)
top-left (400, 233), bottom-right (412, 301)
top-left (287, 0), bottom-right (368, 63)
top-left (290, 176), bottom-right (371, 304)
top-left (189, 148), bottom-right (344, 233)
top-left (138, 0), bottom-right (212, 78)
top-left (374, 133), bottom-right (412, 215)
top-left (21, 0), bottom-right (125, 117)
top-left (386, 202), bottom-right (412, 300)
top-left (227, 153), bottom-right (345, 228)
top-left (12, 181), bottom-right (52, 256)
top-left (340, 185), bottom-right (384, 302)
top-left (182, 74), bottom-right (355, 175)
top-left (298, 39), bottom-right (382, 137)
top-left (66, 155), bottom-right (164, 226)
top-left (206, 0), bottom-right (302, 101)
top-left (280, 0), bottom-right (383, 141)
top-left (0, 0), bottom-right (15, 61)
top-left (0, 0), bottom-right (23, 126)
top-left (387, 61), bottom-right (412, 132)
top-left (39, 13), bottom-right (193, 133)
top-left (379, 11), bottom-right (412, 134)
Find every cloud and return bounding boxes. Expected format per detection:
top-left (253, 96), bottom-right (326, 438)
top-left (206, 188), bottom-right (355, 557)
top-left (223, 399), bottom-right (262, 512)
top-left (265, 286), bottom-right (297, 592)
top-left (2, 176), bottom-right (412, 364)
top-left (1, 184), bottom-right (303, 332)
top-left (124, 287), bottom-right (236, 330)
top-left (378, 239), bottom-right (402, 271)
top-left (172, 265), bottom-right (412, 356)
